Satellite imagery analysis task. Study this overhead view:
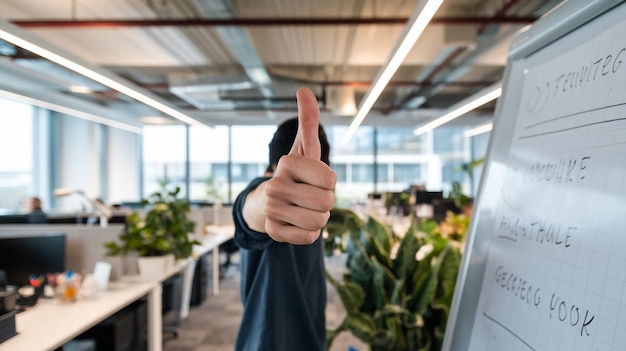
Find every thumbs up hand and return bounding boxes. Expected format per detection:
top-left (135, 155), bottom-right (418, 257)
top-left (263, 88), bottom-right (337, 245)
top-left (289, 88), bottom-right (322, 160)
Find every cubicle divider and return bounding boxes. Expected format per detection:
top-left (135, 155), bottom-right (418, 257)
top-left (0, 224), bottom-right (190, 351)
top-left (0, 206), bottom-right (236, 350)
top-left (187, 205), bottom-right (234, 240)
top-left (0, 224), bottom-right (129, 280)
top-left (0, 205), bottom-right (234, 280)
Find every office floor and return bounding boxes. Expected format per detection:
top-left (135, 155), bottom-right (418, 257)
top-left (164, 253), bottom-right (366, 351)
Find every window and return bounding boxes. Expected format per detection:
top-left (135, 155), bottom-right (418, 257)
top-left (433, 127), bottom-right (471, 194)
top-left (327, 126), bottom-right (375, 203)
top-left (333, 164), bottom-right (347, 183)
top-left (189, 126), bottom-right (229, 202)
top-left (376, 164), bottom-right (388, 183)
top-left (377, 127), bottom-right (424, 155)
top-left (0, 97), bottom-right (35, 212)
top-left (142, 125), bottom-right (187, 198)
top-left (393, 164), bottom-right (421, 184)
top-left (328, 126), bottom-right (374, 155)
top-left (352, 163), bottom-right (375, 183)
top-left (230, 125), bottom-right (275, 202)
top-left (138, 123), bottom-right (475, 207)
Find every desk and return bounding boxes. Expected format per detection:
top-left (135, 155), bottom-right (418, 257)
top-left (0, 260), bottom-right (188, 351)
top-left (193, 225), bottom-right (235, 296)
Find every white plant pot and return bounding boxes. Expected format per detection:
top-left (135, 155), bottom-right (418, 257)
top-left (164, 253), bottom-right (175, 270)
top-left (137, 256), bottom-right (167, 279)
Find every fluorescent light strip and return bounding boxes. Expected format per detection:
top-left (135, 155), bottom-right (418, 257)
top-left (0, 29), bottom-right (206, 128)
top-left (342, 0), bottom-right (443, 144)
top-left (413, 83), bottom-right (502, 136)
top-left (0, 89), bottom-right (143, 134)
top-left (464, 122), bottom-right (493, 138)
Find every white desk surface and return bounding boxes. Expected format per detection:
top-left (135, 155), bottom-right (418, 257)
top-left (0, 260), bottom-right (188, 351)
top-left (193, 225), bottom-right (235, 257)
top-left (0, 281), bottom-right (155, 351)
top-left (192, 225), bottom-right (235, 297)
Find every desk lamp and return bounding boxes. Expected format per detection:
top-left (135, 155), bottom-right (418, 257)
top-left (53, 188), bottom-right (113, 228)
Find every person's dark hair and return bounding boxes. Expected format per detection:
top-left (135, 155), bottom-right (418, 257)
top-left (269, 117), bottom-right (330, 167)
top-left (263, 164), bottom-right (274, 176)
top-left (30, 197), bottom-right (42, 211)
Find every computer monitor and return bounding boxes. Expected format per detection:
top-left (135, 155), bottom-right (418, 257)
top-left (414, 190), bottom-right (444, 205)
top-left (0, 233), bottom-right (66, 286)
top-left (0, 214), bottom-right (29, 224)
top-left (432, 198), bottom-right (462, 223)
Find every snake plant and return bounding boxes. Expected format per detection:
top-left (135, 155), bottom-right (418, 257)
top-left (325, 208), bottom-right (463, 351)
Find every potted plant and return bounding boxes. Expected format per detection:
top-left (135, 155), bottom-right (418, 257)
top-left (325, 209), bottom-right (466, 351)
top-left (105, 187), bottom-right (200, 278)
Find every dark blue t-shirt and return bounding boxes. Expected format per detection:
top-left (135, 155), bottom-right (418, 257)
top-left (233, 177), bottom-right (326, 351)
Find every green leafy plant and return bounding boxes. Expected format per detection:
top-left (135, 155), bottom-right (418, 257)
top-left (105, 187), bottom-right (200, 259)
top-left (325, 209), bottom-right (464, 351)
top-left (450, 157), bottom-right (484, 209)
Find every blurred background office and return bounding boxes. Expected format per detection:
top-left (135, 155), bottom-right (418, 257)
top-left (0, 0), bottom-right (550, 216)
top-left (0, 96), bottom-right (489, 215)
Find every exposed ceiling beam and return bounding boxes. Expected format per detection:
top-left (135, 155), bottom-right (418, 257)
top-left (10, 16), bottom-right (538, 28)
top-left (383, 46), bottom-right (468, 114)
top-left (129, 80), bottom-right (495, 90)
top-left (477, 0), bottom-right (522, 35)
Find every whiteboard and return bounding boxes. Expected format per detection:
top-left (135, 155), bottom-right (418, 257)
top-left (443, 1), bottom-right (626, 350)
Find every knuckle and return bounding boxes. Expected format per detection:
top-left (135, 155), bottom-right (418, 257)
top-left (265, 222), bottom-right (284, 242)
top-left (322, 192), bottom-right (335, 211)
top-left (264, 181), bottom-right (278, 198)
top-left (315, 213), bottom-right (329, 229)
top-left (304, 230), bottom-right (319, 244)
top-left (324, 170), bottom-right (338, 189)
top-left (264, 207), bottom-right (276, 220)
top-left (278, 155), bottom-right (295, 169)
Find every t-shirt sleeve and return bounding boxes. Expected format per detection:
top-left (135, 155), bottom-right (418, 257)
top-left (232, 176), bottom-right (275, 250)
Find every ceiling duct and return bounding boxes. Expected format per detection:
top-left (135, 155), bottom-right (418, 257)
top-left (169, 73), bottom-right (253, 110)
top-left (192, 0), bottom-right (277, 100)
top-left (0, 39), bottom-right (15, 55)
top-left (328, 86), bottom-right (357, 117)
top-left (13, 58), bottom-right (110, 93)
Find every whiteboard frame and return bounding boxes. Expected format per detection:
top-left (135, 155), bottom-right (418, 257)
top-left (442, 0), bottom-right (625, 350)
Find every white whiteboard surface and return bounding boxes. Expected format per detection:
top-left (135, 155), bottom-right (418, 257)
top-left (443, 1), bottom-right (626, 350)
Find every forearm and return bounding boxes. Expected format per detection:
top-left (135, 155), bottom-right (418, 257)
top-left (242, 182), bottom-right (269, 234)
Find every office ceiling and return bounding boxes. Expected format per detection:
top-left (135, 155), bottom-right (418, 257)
top-left (0, 0), bottom-right (564, 129)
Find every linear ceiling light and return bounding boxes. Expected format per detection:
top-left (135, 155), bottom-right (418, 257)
top-left (413, 82), bottom-right (502, 136)
top-left (0, 89), bottom-right (143, 134)
top-left (342, 0), bottom-right (444, 144)
top-left (464, 122), bottom-right (493, 138)
top-left (0, 24), bottom-right (206, 128)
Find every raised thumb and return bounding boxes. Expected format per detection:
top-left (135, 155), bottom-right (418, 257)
top-left (289, 87), bottom-right (321, 159)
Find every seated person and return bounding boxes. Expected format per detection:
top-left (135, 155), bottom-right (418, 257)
top-left (27, 197), bottom-right (47, 224)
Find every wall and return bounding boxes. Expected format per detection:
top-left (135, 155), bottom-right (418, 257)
top-left (107, 127), bottom-right (141, 204)
top-left (54, 113), bottom-right (141, 211)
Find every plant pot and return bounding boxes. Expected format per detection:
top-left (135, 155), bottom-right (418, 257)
top-left (137, 256), bottom-right (167, 279)
top-left (121, 251), bottom-right (140, 276)
top-left (164, 254), bottom-right (175, 271)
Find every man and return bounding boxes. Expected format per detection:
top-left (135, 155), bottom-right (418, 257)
top-left (27, 196), bottom-right (47, 224)
top-left (232, 87), bottom-right (337, 350)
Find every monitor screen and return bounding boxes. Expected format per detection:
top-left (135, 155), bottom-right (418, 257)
top-left (414, 190), bottom-right (443, 205)
top-left (0, 233), bottom-right (66, 286)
